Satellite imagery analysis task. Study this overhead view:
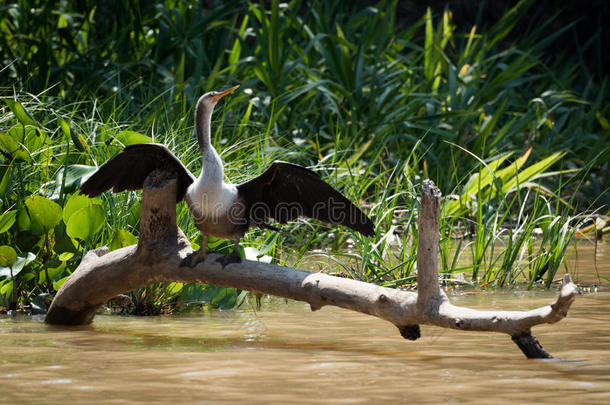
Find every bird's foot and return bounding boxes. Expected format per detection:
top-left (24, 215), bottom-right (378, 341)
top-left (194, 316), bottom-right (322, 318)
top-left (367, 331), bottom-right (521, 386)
top-left (179, 250), bottom-right (207, 268)
top-left (216, 250), bottom-right (242, 267)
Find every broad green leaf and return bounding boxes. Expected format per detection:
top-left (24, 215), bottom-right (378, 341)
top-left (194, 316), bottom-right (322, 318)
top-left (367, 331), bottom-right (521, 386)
top-left (178, 283), bottom-right (204, 305)
top-left (0, 246), bottom-right (17, 267)
top-left (66, 205), bottom-right (105, 243)
top-left (200, 285), bottom-right (223, 304)
top-left (53, 233), bottom-right (78, 254)
top-left (502, 152), bottom-right (566, 194)
top-left (0, 162), bottom-right (13, 200)
top-left (17, 201), bottom-right (31, 231)
top-left (211, 287), bottom-right (238, 309)
top-left (0, 132), bottom-right (29, 162)
top-left (7, 125), bottom-right (49, 160)
top-left (109, 229), bottom-right (138, 251)
top-left (0, 279), bottom-right (13, 296)
top-left (53, 276), bottom-right (69, 291)
top-left (164, 282), bottom-right (183, 295)
top-left (116, 130), bottom-right (152, 146)
top-left (63, 193), bottom-right (102, 224)
top-left (445, 152), bottom-right (515, 216)
top-left (57, 165), bottom-right (98, 191)
top-left (25, 195), bottom-right (63, 232)
top-left (462, 152), bottom-right (514, 196)
top-left (39, 262), bottom-right (66, 284)
top-left (0, 210), bottom-right (16, 233)
top-left (58, 252), bottom-right (74, 261)
top-left (1, 98), bottom-right (38, 127)
top-left (495, 148), bottom-right (532, 184)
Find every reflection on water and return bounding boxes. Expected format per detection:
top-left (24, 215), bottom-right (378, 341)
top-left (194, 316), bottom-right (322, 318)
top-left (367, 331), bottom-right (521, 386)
top-left (1, 241), bottom-right (609, 404)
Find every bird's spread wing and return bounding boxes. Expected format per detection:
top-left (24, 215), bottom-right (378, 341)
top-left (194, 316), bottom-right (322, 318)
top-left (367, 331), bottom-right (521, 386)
top-left (80, 143), bottom-right (195, 202)
top-left (236, 161), bottom-right (374, 236)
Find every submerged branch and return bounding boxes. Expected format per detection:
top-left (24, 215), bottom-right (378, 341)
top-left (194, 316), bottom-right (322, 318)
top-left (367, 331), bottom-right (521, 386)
top-left (45, 173), bottom-right (580, 358)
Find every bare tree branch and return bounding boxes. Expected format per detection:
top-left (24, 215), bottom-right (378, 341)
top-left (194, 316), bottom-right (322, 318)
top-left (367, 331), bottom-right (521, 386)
top-left (45, 172), bottom-right (580, 358)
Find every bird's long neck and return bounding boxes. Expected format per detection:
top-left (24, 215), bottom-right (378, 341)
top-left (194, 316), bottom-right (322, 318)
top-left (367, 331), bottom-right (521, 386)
top-left (195, 97), bottom-right (214, 151)
top-left (193, 97), bottom-right (225, 190)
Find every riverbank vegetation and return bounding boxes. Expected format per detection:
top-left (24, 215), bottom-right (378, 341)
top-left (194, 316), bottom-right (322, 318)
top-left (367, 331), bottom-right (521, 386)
top-left (0, 0), bottom-right (608, 314)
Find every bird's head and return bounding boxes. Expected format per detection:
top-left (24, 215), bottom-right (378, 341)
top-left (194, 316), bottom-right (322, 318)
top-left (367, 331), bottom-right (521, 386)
top-left (198, 85), bottom-right (240, 108)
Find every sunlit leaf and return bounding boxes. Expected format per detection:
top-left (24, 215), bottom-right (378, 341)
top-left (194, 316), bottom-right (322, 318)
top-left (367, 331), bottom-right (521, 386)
top-left (501, 152), bottom-right (566, 194)
top-left (25, 195), bottom-right (63, 232)
top-left (63, 193), bottom-right (102, 224)
top-left (0, 246), bottom-right (17, 267)
top-left (53, 276), bottom-right (69, 291)
top-left (0, 279), bottom-right (13, 296)
top-left (0, 210), bottom-right (16, 233)
top-left (0, 132), bottom-right (29, 162)
top-left (116, 130), bottom-right (152, 146)
top-left (109, 229), bottom-right (138, 251)
top-left (66, 205), bottom-right (105, 243)
top-left (494, 148), bottom-right (532, 184)
top-left (58, 118), bottom-right (71, 140)
top-left (1, 98), bottom-right (38, 127)
top-left (58, 252), bottom-right (74, 261)
top-left (71, 131), bottom-right (90, 153)
top-left (56, 165), bottom-right (98, 192)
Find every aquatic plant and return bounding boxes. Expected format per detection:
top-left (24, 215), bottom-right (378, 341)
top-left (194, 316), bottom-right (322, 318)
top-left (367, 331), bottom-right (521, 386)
top-left (0, 0), bottom-right (607, 313)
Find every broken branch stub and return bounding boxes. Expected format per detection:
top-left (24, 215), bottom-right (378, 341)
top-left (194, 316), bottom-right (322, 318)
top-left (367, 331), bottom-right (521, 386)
top-left (45, 174), bottom-right (580, 358)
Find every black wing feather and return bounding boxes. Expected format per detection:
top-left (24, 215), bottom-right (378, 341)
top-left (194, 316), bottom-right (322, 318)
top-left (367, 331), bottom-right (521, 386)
top-left (237, 161), bottom-right (374, 237)
top-left (80, 144), bottom-right (195, 202)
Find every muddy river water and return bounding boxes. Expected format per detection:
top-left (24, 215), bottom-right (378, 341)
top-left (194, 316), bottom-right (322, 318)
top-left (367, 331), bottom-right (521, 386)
top-left (1, 241), bottom-right (609, 404)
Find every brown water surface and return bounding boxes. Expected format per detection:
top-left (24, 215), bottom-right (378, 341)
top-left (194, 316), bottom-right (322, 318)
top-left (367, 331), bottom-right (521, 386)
top-left (1, 241), bottom-right (609, 404)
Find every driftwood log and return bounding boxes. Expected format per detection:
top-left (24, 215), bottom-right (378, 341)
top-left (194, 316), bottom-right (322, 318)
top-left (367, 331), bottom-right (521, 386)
top-left (45, 173), bottom-right (580, 358)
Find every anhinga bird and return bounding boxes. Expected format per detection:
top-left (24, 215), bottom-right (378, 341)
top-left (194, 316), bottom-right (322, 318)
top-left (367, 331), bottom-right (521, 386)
top-left (81, 86), bottom-right (375, 267)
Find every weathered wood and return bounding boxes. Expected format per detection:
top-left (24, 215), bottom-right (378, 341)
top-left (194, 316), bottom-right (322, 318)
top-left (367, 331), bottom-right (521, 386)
top-left (45, 175), bottom-right (580, 358)
top-left (417, 179), bottom-right (441, 305)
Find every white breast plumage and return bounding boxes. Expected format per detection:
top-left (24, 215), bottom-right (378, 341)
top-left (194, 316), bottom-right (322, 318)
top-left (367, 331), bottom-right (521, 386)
top-left (185, 146), bottom-right (239, 222)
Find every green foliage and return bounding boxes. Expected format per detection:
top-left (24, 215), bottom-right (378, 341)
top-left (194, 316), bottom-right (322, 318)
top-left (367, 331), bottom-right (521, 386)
top-left (24, 196), bottom-right (62, 233)
top-left (66, 205), bottom-right (105, 244)
top-left (0, 246), bottom-right (17, 267)
top-left (0, 0), bottom-right (607, 313)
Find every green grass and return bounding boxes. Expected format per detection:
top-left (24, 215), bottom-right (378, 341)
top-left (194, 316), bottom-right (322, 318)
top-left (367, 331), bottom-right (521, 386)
top-left (0, 0), bottom-right (608, 313)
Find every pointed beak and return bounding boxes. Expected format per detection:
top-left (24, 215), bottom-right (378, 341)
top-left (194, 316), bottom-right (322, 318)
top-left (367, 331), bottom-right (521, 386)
top-left (211, 85), bottom-right (240, 102)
